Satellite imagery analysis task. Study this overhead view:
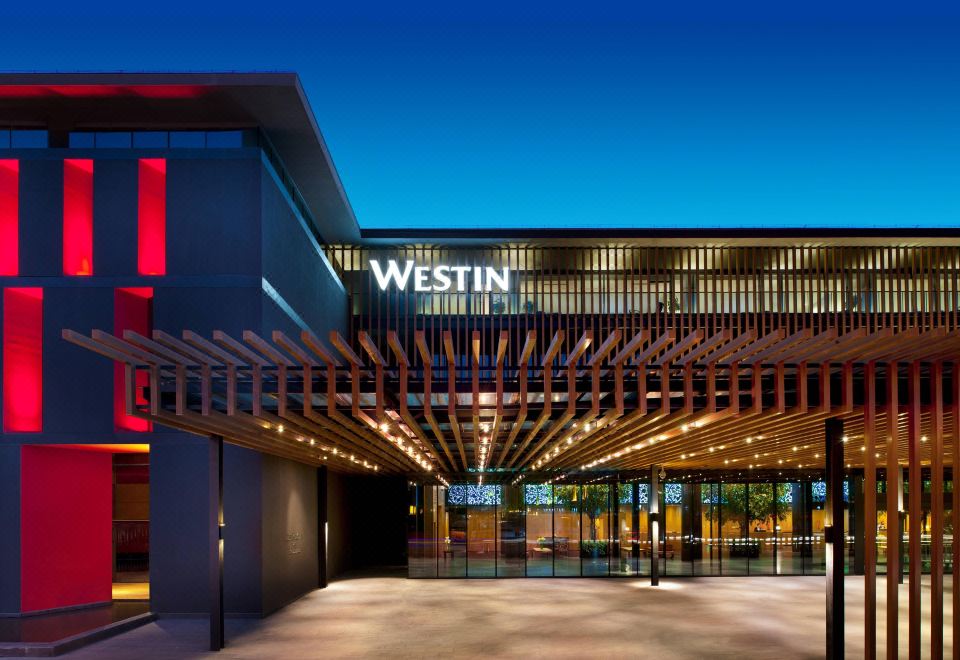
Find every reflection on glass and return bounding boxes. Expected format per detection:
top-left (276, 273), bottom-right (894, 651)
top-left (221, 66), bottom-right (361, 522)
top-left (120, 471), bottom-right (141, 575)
top-left (411, 477), bottom-right (874, 579)
top-left (439, 487), bottom-right (467, 577)
top-left (526, 484), bottom-right (554, 576)
top-left (616, 483), bottom-right (637, 575)
top-left (720, 483), bottom-right (748, 575)
top-left (408, 484), bottom-right (438, 577)
top-left (808, 481), bottom-right (827, 575)
top-left (777, 483), bottom-right (806, 575)
top-left (581, 484), bottom-right (610, 576)
top-left (662, 483), bottom-right (684, 575)
top-left (749, 483), bottom-right (775, 575)
top-left (554, 485), bottom-right (581, 576)
top-left (697, 483), bottom-right (721, 576)
top-left (498, 485), bottom-right (525, 577)
top-left (468, 498), bottom-right (496, 577)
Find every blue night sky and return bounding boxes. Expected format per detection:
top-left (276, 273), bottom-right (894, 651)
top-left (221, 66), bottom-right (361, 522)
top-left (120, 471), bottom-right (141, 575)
top-left (1, 2), bottom-right (958, 230)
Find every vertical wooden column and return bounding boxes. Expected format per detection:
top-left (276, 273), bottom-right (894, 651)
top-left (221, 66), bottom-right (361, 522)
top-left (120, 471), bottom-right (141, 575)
top-left (209, 435), bottom-right (224, 652)
top-left (825, 417), bottom-right (845, 660)
top-left (952, 364), bottom-right (959, 658)
top-left (863, 361), bottom-right (877, 659)
top-left (907, 361), bottom-right (921, 659)
top-left (885, 361), bottom-right (900, 659)
top-left (650, 464), bottom-right (661, 586)
top-left (929, 361), bottom-right (944, 660)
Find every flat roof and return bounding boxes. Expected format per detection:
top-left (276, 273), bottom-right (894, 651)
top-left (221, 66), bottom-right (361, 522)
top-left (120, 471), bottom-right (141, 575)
top-left (359, 226), bottom-right (960, 247)
top-left (1, 73), bottom-right (957, 247)
top-left (0, 72), bottom-right (361, 242)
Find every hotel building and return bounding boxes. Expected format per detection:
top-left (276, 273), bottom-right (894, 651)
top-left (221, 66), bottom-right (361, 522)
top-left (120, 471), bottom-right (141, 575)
top-left (0, 73), bottom-right (956, 657)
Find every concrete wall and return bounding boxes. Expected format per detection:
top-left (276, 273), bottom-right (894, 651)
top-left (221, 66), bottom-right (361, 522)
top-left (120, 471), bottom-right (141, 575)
top-left (260, 455), bottom-right (318, 615)
top-left (223, 446), bottom-right (264, 616)
top-left (260, 158), bottom-right (348, 338)
top-left (0, 445), bottom-right (21, 615)
top-left (149, 437), bottom-right (213, 615)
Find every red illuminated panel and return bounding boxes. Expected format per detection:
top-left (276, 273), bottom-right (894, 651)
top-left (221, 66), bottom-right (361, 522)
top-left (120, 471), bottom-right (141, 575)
top-left (0, 160), bottom-right (18, 275)
top-left (137, 159), bottom-right (166, 275)
top-left (63, 159), bottom-right (94, 276)
top-left (3, 288), bottom-right (43, 432)
top-left (114, 287), bottom-right (153, 431)
top-left (20, 446), bottom-right (112, 613)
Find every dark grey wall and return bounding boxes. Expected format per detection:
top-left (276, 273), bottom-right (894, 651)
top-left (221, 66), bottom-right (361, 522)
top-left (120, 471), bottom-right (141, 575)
top-left (260, 455), bottom-right (318, 615)
top-left (223, 446), bottom-right (263, 616)
top-left (93, 159), bottom-right (138, 276)
top-left (0, 445), bottom-right (21, 614)
top-left (42, 287), bottom-right (114, 437)
top-left (167, 156), bottom-right (261, 278)
top-left (17, 158), bottom-right (62, 276)
top-left (149, 438), bottom-right (212, 615)
top-left (260, 160), bottom-right (348, 338)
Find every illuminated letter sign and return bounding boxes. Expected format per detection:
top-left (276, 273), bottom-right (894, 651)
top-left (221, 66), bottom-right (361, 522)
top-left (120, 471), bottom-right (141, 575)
top-left (370, 259), bottom-right (510, 292)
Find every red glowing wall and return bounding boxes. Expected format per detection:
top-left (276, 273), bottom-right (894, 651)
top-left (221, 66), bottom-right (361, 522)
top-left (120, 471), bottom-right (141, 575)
top-left (137, 159), bottom-right (166, 276)
top-left (2, 287), bottom-right (43, 432)
top-left (63, 159), bottom-right (94, 276)
top-left (114, 288), bottom-right (153, 431)
top-left (20, 446), bottom-right (113, 613)
top-left (0, 160), bottom-right (18, 275)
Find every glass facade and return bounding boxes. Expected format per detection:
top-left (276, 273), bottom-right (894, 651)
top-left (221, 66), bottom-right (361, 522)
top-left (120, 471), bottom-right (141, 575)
top-left (408, 478), bottom-right (921, 578)
top-left (409, 476), bottom-right (955, 579)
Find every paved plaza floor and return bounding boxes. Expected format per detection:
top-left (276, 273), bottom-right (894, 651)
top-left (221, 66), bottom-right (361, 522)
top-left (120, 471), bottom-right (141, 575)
top-left (61, 573), bottom-right (951, 659)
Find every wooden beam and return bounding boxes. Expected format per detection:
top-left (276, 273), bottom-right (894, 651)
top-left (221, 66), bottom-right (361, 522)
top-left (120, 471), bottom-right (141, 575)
top-left (329, 331), bottom-right (365, 367)
top-left (863, 360), bottom-right (877, 660)
top-left (301, 330), bottom-right (342, 366)
top-left (885, 359), bottom-right (901, 660)
top-left (929, 361), bottom-right (944, 660)
top-left (907, 360), bottom-right (921, 659)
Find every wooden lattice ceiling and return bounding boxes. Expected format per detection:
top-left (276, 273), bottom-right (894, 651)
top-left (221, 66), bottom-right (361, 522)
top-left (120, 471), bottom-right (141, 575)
top-left (64, 325), bottom-right (959, 481)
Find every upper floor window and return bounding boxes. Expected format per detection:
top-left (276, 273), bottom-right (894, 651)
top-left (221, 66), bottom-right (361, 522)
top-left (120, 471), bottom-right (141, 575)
top-left (66, 130), bottom-right (251, 149)
top-left (0, 130), bottom-right (49, 149)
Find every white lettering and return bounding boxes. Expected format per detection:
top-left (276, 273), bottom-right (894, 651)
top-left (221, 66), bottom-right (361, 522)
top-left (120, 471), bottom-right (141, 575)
top-left (451, 266), bottom-right (471, 290)
top-left (370, 259), bottom-right (414, 291)
top-left (485, 267), bottom-right (510, 291)
top-left (433, 265), bottom-right (452, 291)
top-left (368, 260), bottom-right (511, 293)
top-left (414, 266), bottom-right (431, 292)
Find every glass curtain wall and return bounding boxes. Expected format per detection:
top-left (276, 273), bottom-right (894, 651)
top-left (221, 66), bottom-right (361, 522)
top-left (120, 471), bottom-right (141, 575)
top-left (720, 483), bottom-right (749, 575)
top-left (615, 483), bottom-right (638, 575)
top-left (582, 484), bottom-right (611, 576)
top-left (467, 486), bottom-right (498, 577)
top-left (498, 484), bottom-right (526, 577)
top-left (554, 485), bottom-right (581, 576)
top-left (699, 483), bottom-right (721, 575)
top-left (409, 477), bottom-right (951, 578)
top-left (526, 484), bottom-right (553, 576)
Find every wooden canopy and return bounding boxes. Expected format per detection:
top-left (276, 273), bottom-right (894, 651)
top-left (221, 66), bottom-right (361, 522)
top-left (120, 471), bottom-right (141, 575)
top-left (63, 324), bottom-right (957, 480)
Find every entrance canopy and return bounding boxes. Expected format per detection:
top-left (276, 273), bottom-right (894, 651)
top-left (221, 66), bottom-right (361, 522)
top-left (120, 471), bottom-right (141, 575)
top-left (63, 324), bottom-right (957, 481)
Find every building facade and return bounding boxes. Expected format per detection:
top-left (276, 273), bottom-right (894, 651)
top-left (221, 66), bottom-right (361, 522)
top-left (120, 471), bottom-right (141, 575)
top-left (0, 73), bottom-right (955, 657)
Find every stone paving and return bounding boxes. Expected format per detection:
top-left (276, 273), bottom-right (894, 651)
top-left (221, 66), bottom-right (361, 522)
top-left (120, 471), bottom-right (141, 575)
top-left (61, 574), bottom-right (951, 659)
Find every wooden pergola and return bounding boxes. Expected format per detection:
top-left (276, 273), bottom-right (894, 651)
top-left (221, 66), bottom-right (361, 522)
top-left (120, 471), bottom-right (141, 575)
top-left (65, 323), bottom-right (958, 658)
top-left (64, 324), bottom-right (956, 475)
